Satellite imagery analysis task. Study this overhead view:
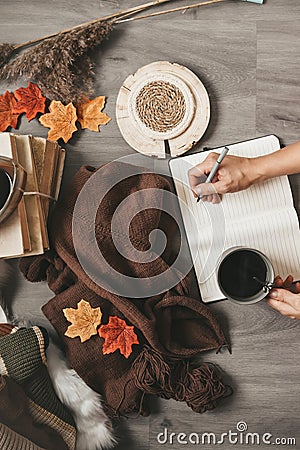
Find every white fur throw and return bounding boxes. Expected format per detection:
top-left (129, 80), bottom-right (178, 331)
top-left (46, 342), bottom-right (116, 450)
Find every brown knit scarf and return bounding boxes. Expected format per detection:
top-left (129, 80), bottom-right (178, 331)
top-left (20, 162), bottom-right (232, 417)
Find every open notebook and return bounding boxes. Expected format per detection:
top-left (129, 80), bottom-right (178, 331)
top-left (169, 135), bottom-right (300, 302)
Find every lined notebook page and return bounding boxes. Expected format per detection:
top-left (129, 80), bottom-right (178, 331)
top-left (169, 135), bottom-right (300, 302)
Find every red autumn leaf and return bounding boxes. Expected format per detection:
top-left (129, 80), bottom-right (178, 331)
top-left (99, 316), bottom-right (139, 358)
top-left (13, 82), bottom-right (46, 121)
top-left (0, 91), bottom-right (20, 132)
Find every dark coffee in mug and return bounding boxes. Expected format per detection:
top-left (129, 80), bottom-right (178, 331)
top-left (218, 248), bottom-right (268, 302)
top-left (0, 168), bottom-right (12, 210)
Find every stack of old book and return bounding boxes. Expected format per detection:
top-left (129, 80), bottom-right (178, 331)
top-left (0, 132), bottom-right (65, 259)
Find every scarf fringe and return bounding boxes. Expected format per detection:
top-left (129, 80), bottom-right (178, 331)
top-left (133, 346), bottom-right (232, 414)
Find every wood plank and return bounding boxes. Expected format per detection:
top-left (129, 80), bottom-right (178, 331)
top-left (113, 417), bottom-right (150, 450)
top-left (257, 21), bottom-right (300, 144)
top-left (94, 19), bottom-right (256, 151)
top-left (1, 1), bottom-right (300, 449)
top-left (150, 332), bottom-right (300, 448)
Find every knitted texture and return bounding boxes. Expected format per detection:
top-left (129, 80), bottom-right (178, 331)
top-left (20, 162), bottom-right (231, 416)
top-left (0, 376), bottom-right (66, 450)
top-left (0, 325), bottom-right (76, 449)
top-left (0, 422), bottom-right (45, 450)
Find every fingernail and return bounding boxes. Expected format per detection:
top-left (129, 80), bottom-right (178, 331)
top-left (194, 186), bottom-right (202, 195)
top-left (270, 291), bottom-right (278, 298)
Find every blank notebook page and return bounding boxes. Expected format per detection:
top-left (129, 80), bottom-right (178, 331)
top-left (169, 135), bottom-right (300, 302)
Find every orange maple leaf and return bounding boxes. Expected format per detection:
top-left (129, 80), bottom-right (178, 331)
top-left (77, 96), bottom-right (111, 132)
top-left (39, 100), bottom-right (77, 143)
top-left (0, 91), bottom-right (21, 132)
top-left (63, 299), bottom-right (102, 343)
top-left (99, 316), bottom-right (139, 358)
top-left (13, 82), bottom-right (46, 121)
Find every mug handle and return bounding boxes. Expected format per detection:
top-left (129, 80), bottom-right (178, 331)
top-left (0, 156), bottom-right (27, 225)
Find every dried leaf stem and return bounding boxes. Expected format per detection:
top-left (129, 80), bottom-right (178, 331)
top-left (13, 0), bottom-right (174, 51)
top-left (116, 0), bottom-right (227, 24)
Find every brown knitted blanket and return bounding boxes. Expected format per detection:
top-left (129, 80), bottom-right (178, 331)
top-left (20, 162), bottom-right (231, 416)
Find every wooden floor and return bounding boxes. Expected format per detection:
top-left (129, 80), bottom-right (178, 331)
top-left (1, 1), bottom-right (300, 449)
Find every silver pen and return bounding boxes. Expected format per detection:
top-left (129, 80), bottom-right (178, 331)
top-left (197, 146), bottom-right (230, 202)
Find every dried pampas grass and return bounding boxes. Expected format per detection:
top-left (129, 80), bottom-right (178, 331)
top-left (0, 0), bottom-right (244, 104)
top-left (0, 44), bottom-right (15, 68)
top-left (1, 21), bottom-right (112, 104)
top-left (0, 0), bottom-right (174, 103)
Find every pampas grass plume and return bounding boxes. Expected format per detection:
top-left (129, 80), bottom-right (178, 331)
top-left (0, 43), bottom-right (15, 69)
top-left (0, 21), bottom-right (113, 104)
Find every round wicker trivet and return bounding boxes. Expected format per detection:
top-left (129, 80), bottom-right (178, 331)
top-left (135, 80), bottom-right (186, 133)
top-left (116, 61), bottom-right (210, 158)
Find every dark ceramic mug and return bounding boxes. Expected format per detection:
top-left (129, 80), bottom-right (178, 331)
top-left (0, 156), bottom-right (27, 225)
top-left (217, 246), bottom-right (274, 304)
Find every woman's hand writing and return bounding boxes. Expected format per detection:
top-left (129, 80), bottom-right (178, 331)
top-left (188, 153), bottom-right (259, 202)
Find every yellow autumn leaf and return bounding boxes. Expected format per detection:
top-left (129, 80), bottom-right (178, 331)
top-left (77, 96), bottom-right (111, 132)
top-left (39, 100), bottom-right (77, 143)
top-left (63, 299), bottom-right (102, 343)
